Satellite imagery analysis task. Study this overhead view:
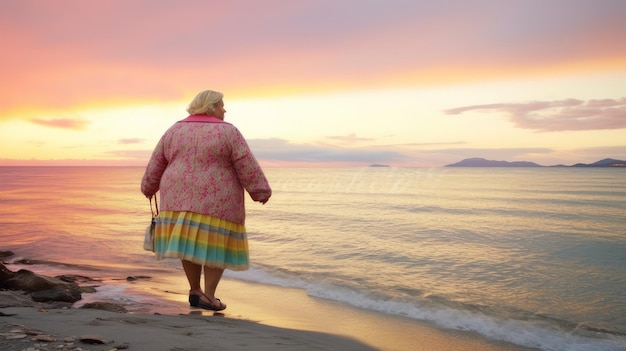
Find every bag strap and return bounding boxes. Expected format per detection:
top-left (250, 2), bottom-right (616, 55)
top-left (150, 195), bottom-right (159, 218)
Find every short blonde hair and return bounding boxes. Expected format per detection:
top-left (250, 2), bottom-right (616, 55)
top-left (186, 90), bottom-right (224, 115)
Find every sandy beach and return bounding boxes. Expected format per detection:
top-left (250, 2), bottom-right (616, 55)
top-left (0, 277), bottom-right (536, 351)
top-left (0, 305), bottom-right (375, 351)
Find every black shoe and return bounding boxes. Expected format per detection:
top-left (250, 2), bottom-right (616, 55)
top-left (189, 294), bottom-right (226, 311)
top-left (189, 294), bottom-right (201, 307)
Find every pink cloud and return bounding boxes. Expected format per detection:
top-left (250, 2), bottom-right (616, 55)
top-left (118, 138), bottom-right (144, 145)
top-left (30, 118), bottom-right (89, 130)
top-left (445, 98), bottom-right (626, 132)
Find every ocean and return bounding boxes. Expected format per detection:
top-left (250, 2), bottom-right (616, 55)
top-left (1, 166), bottom-right (624, 351)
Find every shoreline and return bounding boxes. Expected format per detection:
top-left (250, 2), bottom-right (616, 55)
top-left (0, 251), bottom-right (538, 351)
top-left (1, 268), bottom-right (537, 351)
top-left (210, 278), bottom-right (538, 351)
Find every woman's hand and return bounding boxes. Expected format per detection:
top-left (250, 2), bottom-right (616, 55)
top-left (251, 190), bottom-right (271, 204)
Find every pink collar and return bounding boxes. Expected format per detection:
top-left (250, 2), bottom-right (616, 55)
top-left (180, 115), bottom-right (225, 123)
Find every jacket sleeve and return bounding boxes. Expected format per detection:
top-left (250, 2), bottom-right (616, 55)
top-left (141, 136), bottom-right (169, 197)
top-left (229, 128), bottom-right (271, 202)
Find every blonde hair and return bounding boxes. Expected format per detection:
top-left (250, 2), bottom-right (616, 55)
top-left (186, 90), bottom-right (224, 115)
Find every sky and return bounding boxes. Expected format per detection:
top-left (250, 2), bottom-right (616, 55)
top-left (1, 0), bottom-right (625, 167)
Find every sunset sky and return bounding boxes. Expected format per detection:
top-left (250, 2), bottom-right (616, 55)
top-left (1, 0), bottom-right (625, 167)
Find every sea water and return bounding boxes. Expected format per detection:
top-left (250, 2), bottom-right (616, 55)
top-left (1, 166), bottom-right (625, 351)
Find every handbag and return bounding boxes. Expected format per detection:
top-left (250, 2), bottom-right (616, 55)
top-left (143, 195), bottom-right (159, 252)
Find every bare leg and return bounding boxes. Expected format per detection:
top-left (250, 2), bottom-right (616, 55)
top-left (181, 260), bottom-right (203, 296)
top-left (203, 266), bottom-right (226, 308)
top-left (182, 260), bottom-right (226, 309)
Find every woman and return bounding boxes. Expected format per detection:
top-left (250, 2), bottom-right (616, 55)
top-left (141, 89), bottom-right (271, 311)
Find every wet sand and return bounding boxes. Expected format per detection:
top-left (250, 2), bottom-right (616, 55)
top-left (0, 275), bottom-right (536, 351)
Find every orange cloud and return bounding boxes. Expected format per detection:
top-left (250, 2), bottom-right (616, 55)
top-left (1, 1), bottom-right (626, 118)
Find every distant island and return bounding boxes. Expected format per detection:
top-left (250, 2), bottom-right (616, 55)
top-left (445, 157), bottom-right (626, 168)
top-left (369, 164), bottom-right (390, 167)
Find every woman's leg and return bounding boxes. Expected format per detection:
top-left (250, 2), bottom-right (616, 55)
top-left (181, 260), bottom-right (203, 296)
top-left (203, 266), bottom-right (226, 308)
top-left (182, 260), bottom-right (226, 309)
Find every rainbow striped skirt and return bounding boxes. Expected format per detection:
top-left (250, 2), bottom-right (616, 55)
top-left (154, 211), bottom-right (249, 271)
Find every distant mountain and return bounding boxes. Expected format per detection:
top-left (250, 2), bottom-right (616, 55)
top-left (445, 157), bottom-right (626, 168)
top-left (445, 158), bottom-right (542, 167)
top-left (369, 164), bottom-right (390, 167)
top-left (569, 158), bottom-right (626, 167)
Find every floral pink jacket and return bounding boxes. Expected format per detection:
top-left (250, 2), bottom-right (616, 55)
top-left (141, 115), bottom-right (271, 225)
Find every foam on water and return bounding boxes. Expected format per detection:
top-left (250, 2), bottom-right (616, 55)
top-left (229, 267), bottom-right (626, 351)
